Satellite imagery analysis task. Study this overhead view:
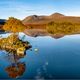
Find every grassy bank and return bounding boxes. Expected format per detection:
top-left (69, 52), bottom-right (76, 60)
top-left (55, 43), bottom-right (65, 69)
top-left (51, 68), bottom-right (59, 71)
top-left (46, 22), bottom-right (80, 35)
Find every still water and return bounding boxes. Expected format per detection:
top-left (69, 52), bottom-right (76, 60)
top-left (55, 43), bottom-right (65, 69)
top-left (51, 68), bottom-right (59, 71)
top-left (0, 33), bottom-right (80, 79)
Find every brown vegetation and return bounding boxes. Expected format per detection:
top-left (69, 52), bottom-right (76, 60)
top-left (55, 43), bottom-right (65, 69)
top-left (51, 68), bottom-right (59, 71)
top-left (46, 21), bottom-right (80, 35)
top-left (22, 13), bottom-right (80, 29)
top-left (3, 17), bottom-right (26, 33)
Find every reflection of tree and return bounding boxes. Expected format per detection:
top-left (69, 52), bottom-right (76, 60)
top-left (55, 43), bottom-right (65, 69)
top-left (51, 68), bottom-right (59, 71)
top-left (4, 51), bottom-right (26, 78)
top-left (5, 62), bottom-right (26, 78)
top-left (0, 17), bottom-right (31, 78)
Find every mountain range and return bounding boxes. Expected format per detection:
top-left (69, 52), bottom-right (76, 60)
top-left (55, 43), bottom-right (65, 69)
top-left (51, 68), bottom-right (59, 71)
top-left (0, 13), bottom-right (80, 25)
top-left (1, 13), bottom-right (80, 29)
top-left (22, 13), bottom-right (80, 26)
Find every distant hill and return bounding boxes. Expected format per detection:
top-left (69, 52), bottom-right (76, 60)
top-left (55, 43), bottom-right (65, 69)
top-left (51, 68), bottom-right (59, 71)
top-left (50, 13), bottom-right (65, 18)
top-left (22, 15), bottom-right (48, 24)
top-left (0, 19), bottom-right (6, 32)
top-left (22, 13), bottom-right (80, 29)
top-left (0, 19), bottom-right (6, 25)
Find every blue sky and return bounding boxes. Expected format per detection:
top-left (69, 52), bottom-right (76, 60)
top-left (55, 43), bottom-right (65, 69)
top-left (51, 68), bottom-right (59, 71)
top-left (0, 0), bottom-right (80, 19)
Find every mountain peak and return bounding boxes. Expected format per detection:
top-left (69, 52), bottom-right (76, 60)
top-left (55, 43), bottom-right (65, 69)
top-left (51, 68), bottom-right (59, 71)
top-left (50, 13), bottom-right (65, 17)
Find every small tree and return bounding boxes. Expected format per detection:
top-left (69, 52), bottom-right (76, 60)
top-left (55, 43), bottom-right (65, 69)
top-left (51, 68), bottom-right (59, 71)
top-left (3, 17), bottom-right (27, 66)
top-left (3, 17), bottom-right (26, 33)
top-left (3, 17), bottom-right (26, 44)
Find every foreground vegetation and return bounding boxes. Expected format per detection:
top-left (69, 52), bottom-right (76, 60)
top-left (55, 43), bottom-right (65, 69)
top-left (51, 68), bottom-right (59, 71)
top-left (0, 17), bottom-right (31, 57)
top-left (0, 34), bottom-right (31, 56)
top-left (46, 22), bottom-right (80, 35)
top-left (3, 17), bottom-right (26, 33)
top-left (0, 17), bottom-right (31, 78)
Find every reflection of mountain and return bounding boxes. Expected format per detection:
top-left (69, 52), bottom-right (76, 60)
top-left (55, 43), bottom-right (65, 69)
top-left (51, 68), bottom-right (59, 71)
top-left (5, 62), bottom-right (26, 78)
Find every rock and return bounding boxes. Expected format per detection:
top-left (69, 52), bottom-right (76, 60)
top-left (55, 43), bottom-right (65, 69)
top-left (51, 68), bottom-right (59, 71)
top-left (17, 47), bottom-right (26, 56)
top-left (34, 48), bottom-right (39, 52)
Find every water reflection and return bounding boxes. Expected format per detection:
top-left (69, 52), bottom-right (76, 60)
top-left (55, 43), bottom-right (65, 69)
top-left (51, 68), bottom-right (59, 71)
top-left (5, 62), bottom-right (26, 78)
top-left (2, 33), bottom-right (80, 79)
top-left (0, 33), bottom-right (32, 79)
top-left (2, 51), bottom-right (27, 78)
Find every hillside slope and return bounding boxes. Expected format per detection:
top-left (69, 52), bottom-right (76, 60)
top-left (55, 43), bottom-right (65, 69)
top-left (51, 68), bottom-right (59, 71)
top-left (22, 13), bottom-right (80, 26)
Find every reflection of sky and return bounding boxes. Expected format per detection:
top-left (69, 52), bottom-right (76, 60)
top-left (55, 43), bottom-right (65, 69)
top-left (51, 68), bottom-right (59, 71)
top-left (19, 33), bottom-right (80, 79)
top-left (0, 0), bottom-right (80, 19)
top-left (0, 33), bottom-right (11, 38)
top-left (1, 33), bottom-right (80, 78)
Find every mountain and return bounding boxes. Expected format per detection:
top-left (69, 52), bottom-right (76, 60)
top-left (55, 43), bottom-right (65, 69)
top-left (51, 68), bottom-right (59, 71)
top-left (22, 13), bottom-right (65, 24)
top-left (22, 15), bottom-right (48, 24)
top-left (50, 13), bottom-right (65, 18)
top-left (22, 13), bottom-right (80, 29)
top-left (0, 19), bottom-right (6, 25)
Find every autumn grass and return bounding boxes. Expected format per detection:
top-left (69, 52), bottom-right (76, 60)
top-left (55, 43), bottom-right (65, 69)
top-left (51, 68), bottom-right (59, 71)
top-left (46, 21), bottom-right (80, 35)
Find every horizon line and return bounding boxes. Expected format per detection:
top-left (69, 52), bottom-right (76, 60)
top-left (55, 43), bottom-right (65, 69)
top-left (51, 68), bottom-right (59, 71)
top-left (1, 12), bottom-right (80, 20)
